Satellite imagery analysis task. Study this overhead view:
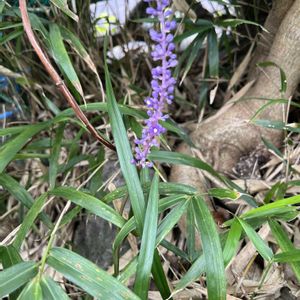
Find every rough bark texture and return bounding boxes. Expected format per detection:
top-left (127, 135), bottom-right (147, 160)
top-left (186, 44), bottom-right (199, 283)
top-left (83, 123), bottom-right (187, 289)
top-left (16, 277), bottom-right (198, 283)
top-left (248, 0), bottom-right (295, 79)
top-left (170, 0), bottom-right (300, 249)
top-left (171, 0), bottom-right (300, 188)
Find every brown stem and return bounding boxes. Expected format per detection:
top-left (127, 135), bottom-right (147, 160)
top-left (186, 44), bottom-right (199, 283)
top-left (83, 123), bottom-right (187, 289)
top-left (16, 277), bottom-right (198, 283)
top-left (19, 0), bottom-right (116, 151)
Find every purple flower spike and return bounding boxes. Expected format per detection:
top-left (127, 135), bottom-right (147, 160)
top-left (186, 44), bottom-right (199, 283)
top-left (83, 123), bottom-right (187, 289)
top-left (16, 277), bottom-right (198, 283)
top-left (133, 0), bottom-right (177, 168)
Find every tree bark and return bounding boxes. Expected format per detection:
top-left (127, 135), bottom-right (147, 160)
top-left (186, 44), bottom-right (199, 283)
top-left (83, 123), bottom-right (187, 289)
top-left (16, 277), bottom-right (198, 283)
top-left (170, 0), bottom-right (300, 229)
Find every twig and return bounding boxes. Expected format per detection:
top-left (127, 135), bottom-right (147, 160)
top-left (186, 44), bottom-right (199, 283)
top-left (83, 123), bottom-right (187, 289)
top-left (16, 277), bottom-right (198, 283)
top-left (19, 0), bottom-right (116, 151)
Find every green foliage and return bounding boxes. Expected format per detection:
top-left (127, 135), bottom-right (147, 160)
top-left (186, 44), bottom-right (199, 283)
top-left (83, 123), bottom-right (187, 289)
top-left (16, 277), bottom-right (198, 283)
top-left (0, 262), bottom-right (38, 298)
top-left (134, 174), bottom-right (159, 299)
top-left (0, 1), bottom-right (300, 299)
top-left (47, 247), bottom-right (140, 300)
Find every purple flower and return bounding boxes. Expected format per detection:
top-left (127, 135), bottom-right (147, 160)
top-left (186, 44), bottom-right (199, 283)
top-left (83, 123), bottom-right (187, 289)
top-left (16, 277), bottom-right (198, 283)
top-left (133, 0), bottom-right (177, 168)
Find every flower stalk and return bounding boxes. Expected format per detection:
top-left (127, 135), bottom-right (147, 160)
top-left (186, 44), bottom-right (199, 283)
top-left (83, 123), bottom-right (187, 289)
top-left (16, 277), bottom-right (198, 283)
top-left (134, 0), bottom-right (177, 168)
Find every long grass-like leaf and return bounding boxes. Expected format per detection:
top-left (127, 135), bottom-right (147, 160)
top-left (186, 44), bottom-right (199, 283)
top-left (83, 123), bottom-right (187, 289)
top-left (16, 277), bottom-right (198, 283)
top-left (207, 29), bottom-right (219, 77)
top-left (47, 247), bottom-right (140, 300)
top-left (223, 218), bottom-right (242, 266)
top-left (50, 0), bottom-right (78, 22)
top-left (49, 24), bottom-right (83, 97)
top-left (269, 219), bottom-right (300, 281)
top-left (104, 40), bottom-right (145, 234)
top-left (13, 193), bottom-right (48, 250)
top-left (0, 123), bottom-right (49, 172)
top-left (0, 261), bottom-right (38, 298)
top-left (134, 174), bottom-right (159, 299)
top-left (238, 218), bottom-right (273, 261)
top-left (192, 196), bottom-right (226, 300)
top-left (0, 174), bottom-right (52, 228)
top-left (241, 195), bottom-right (300, 219)
top-left (17, 277), bottom-right (43, 300)
top-left (0, 245), bottom-right (23, 299)
top-left (40, 276), bottom-right (70, 300)
top-left (50, 187), bottom-right (125, 228)
top-left (174, 254), bottom-right (205, 293)
top-left (49, 123), bottom-right (65, 189)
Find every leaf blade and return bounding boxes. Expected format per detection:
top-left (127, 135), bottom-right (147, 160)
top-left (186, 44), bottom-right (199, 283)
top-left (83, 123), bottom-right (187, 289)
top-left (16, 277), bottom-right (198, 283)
top-left (134, 174), bottom-right (159, 299)
top-left (50, 187), bottom-right (125, 228)
top-left (47, 247), bottom-right (140, 300)
top-left (104, 40), bottom-right (145, 234)
top-left (49, 24), bottom-right (83, 97)
top-left (13, 193), bottom-right (48, 250)
top-left (0, 261), bottom-right (38, 298)
top-left (192, 196), bottom-right (226, 300)
top-left (40, 276), bottom-right (70, 300)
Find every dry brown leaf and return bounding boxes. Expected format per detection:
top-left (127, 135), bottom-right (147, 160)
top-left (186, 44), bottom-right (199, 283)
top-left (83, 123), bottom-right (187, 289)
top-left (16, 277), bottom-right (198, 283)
top-left (228, 43), bottom-right (255, 90)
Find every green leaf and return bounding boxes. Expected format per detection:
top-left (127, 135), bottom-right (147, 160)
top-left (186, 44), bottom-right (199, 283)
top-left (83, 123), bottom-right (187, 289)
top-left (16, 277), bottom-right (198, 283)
top-left (0, 125), bottom-right (29, 137)
top-left (242, 206), bottom-right (297, 221)
top-left (27, 12), bottom-right (49, 40)
top-left (0, 261), bottom-right (38, 298)
top-left (103, 182), bottom-right (195, 204)
top-left (158, 194), bottom-right (188, 212)
top-left (17, 277), bottom-right (42, 300)
top-left (0, 123), bottom-right (49, 172)
top-left (250, 99), bottom-right (288, 122)
top-left (269, 219), bottom-right (300, 281)
top-left (156, 201), bottom-right (189, 245)
top-left (216, 19), bottom-right (265, 30)
top-left (60, 27), bottom-right (97, 74)
top-left (49, 24), bottom-right (83, 97)
top-left (149, 151), bottom-right (259, 207)
top-left (134, 174), bottom-right (159, 299)
top-left (241, 195), bottom-right (300, 219)
top-left (253, 119), bottom-right (300, 134)
top-left (223, 218), bottom-right (242, 266)
top-left (149, 150), bottom-right (223, 182)
top-left (1, 102), bottom-right (191, 146)
top-left (186, 203), bottom-right (197, 260)
top-left (0, 174), bottom-right (33, 208)
top-left (0, 245), bottom-right (22, 269)
top-left (0, 22), bottom-right (23, 31)
top-left (47, 247), bottom-right (140, 300)
top-left (13, 193), bottom-right (48, 250)
top-left (104, 39), bottom-right (145, 234)
top-left (117, 257), bottom-right (138, 284)
top-left (238, 218), bottom-right (273, 261)
top-left (274, 250), bottom-right (300, 263)
top-left (207, 29), bottom-right (219, 77)
top-left (208, 188), bottom-right (240, 200)
top-left (0, 245), bottom-right (23, 299)
top-left (0, 28), bottom-right (23, 44)
top-left (151, 250), bottom-right (171, 300)
top-left (180, 32), bottom-right (206, 80)
top-left (112, 217), bottom-right (136, 276)
top-left (257, 61), bottom-right (287, 93)
top-left (160, 239), bottom-right (190, 262)
top-left (50, 0), bottom-right (78, 22)
top-left (174, 20), bottom-right (212, 43)
top-left (113, 195), bottom-right (187, 275)
top-left (50, 187), bottom-right (125, 228)
top-left (0, 1), bottom-right (5, 13)
top-left (192, 196), bottom-right (226, 300)
top-left (49, 123), bottom-right (65, 189)
top-left (0, 174), bottom-right (52, 228)
top-left (175, 254), bottom-right (205, 292)
top-left (40, 276), bottom-right (70, 300)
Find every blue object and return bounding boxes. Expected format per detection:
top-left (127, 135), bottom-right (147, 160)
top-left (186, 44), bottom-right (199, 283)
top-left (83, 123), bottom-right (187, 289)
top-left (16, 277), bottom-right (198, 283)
top-left (0, 76), bottom-right (9, 90)
top-left (0, 110), bottom-right (14, 120)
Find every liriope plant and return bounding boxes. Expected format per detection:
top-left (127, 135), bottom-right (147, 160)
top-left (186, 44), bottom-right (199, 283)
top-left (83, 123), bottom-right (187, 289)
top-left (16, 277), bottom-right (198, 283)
top-left (1, 1), bottom-right (300, 300)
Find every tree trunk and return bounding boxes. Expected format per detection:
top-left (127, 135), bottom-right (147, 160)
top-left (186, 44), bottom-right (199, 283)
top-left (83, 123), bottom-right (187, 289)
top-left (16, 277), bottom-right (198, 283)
top-left (170, 0), bottom-right (300, 233)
